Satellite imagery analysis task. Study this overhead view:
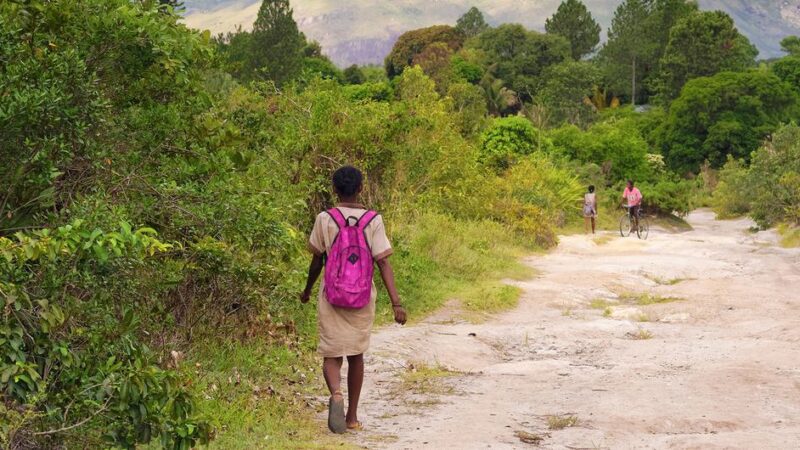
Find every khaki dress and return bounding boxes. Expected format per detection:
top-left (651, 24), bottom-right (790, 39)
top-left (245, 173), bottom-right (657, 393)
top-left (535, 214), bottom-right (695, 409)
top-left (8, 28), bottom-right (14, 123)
top-left (308, 203), bottom-right (393, 358)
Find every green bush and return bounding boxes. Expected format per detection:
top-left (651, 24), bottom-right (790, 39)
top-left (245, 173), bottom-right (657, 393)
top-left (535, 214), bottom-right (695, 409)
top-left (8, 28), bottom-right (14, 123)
top-left (384, 213), bottom-right (532, 320)
top-left (0, 222), bottom-right (209, 449)
top-left (451, 55), bottom-right (484, 83)
top-left (713, 124), bottom-right (800, 226)
top-left (637, 178), bottom-right (694, 216)
top-left (747, 124), bottom-right (800, 227)
top-left (549, 117), bottom-right (652, 184)
top-left (712, 157), bottom-right (753, 218)
top-left (656, 70), bottom-right (799, 174)
top-left (343, 81), bottom-right (393, 102)
top-left (479, 116), bottom-right (551, 170)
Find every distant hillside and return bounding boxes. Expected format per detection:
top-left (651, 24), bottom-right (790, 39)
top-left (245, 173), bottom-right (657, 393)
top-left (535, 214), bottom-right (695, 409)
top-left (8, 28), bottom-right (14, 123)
top-left (183, 0), bottom-right (800, 67)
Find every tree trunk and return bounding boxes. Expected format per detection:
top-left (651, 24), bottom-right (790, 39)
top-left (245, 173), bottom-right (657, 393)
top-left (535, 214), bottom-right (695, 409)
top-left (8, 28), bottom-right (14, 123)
top-left (631, 55), bottom-right (636, 107)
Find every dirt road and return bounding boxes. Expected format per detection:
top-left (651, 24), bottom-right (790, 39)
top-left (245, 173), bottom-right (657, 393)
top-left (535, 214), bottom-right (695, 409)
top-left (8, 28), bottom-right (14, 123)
top-left (350, 210), bottom-right (800, 449)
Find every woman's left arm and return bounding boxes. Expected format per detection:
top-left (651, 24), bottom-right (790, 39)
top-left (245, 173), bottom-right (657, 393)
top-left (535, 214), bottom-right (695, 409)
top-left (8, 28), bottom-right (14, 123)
top-left (300, 254), bottom-right (324, 303)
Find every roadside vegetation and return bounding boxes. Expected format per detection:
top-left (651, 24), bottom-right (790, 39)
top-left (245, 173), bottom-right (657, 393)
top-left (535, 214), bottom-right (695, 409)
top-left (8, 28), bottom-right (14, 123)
top-left (2, 0), bottom-right (799, 447)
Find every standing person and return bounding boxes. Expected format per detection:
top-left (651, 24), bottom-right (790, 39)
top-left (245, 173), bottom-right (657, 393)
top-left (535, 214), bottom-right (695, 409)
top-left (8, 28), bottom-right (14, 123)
top-left (621, 179), bottom-right (643, 232)
top-left (300, 165), bottom-right (407, 434)
top-left (583, 185), bottom-right (598, 234)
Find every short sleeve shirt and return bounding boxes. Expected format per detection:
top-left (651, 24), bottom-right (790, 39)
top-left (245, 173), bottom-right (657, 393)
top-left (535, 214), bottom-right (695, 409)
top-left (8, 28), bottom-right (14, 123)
top-left (308, 204), bottom-right (393, 261)
top-left (623, 187), bottom-right (642, 207)
top-left (308, 204), bottom-right (390, 357)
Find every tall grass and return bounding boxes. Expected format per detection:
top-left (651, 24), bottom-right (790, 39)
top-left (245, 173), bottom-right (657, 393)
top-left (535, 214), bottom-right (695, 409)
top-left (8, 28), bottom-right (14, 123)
top-left (379, 212), bottom-right (535, 323)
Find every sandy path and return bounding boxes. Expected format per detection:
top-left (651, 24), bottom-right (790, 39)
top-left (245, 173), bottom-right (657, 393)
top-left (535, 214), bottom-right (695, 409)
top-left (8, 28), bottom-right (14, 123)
top-left (348, 210), bottom-right (800, 449)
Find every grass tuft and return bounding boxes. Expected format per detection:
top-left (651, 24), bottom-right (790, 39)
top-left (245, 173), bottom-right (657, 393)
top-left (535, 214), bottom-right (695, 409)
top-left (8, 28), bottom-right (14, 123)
top-left (515, 430), bottom-right (547, 444)
top-left (593, 234), bottom-right (615, 246)
top-left (628, 328), bottom-right (654, 340)
top-left (643, 274), bottom-right (693, 285)
top-left (590, 298), bottom-right (614, 310)
top-left (461, 283), bottom-right (522, 316)
top-left (546, 415), bottom-right (579, 430)
top-left (396, 362), bottom-right (460, 398)
top-left (777, 223), bottom-right (800, 248)
top-left (619, 292), bottom-right (683, 306)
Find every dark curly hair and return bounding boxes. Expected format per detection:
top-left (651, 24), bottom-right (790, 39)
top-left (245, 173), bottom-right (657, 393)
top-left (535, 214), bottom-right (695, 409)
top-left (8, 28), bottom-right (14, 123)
top-left (332, 165), bottom-right (363, 197)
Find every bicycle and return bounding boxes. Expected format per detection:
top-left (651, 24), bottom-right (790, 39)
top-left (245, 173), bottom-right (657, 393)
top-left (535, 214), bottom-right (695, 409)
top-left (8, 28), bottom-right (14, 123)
top-left (619, 205), bottom-right (649, 239)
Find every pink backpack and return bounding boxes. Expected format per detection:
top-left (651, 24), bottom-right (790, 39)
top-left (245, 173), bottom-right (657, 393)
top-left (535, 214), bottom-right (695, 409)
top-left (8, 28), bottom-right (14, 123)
top-left (323, 208), bottom-right (378, 309)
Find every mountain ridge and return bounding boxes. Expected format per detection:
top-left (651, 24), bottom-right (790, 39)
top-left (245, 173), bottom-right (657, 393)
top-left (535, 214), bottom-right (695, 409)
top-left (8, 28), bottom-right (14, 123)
top-left (183, 0), bottom-right (800, 67)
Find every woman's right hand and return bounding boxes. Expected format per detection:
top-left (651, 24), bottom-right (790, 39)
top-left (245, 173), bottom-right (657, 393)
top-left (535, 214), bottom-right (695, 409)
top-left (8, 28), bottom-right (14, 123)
top-left (392, 305), bottom-right (407, 325)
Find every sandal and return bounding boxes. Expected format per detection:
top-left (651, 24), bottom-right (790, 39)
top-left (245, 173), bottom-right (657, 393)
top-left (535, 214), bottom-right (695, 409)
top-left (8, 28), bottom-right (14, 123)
top-left (328, 391), bottom-right (346, 434)
top-left (347, 421), bottom-right (363, 431)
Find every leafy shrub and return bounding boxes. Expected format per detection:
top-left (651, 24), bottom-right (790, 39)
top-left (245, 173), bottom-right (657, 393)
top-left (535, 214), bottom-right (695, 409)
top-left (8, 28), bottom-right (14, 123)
top-left (656, 70), bottom-right (799, 174)
top-left (747, 124), bottom-right (800, 227)
top-left (446, 82), bottom-right (488, 137)
top-left (712, 157), bottom-right (752, 218)
top-left (0, 222), bottom-right (209, 448)
top-left (487, 155), bottom-right (584, 246)
top-left (637, 178), bottom-right (694, 216)
top-left (382, 213), bottom-right (531, 321)
top-left (772, 56), bottom-right (800, 91)
top-left (549, 117), bottom-right (652, 184)
top-left (479, 116), bottom-right (551, 169)
top-left (451, 55), bottom-right (483, 83)
top-left (713, 124), bottom-right (800, 226)
top-left (343, 81), bottom-right (393, 102)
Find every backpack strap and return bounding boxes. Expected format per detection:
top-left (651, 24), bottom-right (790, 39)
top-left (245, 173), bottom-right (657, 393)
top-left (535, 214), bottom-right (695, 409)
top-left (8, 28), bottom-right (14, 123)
top-left (357, 211), bottom-right (378, 252)
top-left (325, 208), bottom-right (347, 229)
top-left (357, 210), bottom-right (378, 232)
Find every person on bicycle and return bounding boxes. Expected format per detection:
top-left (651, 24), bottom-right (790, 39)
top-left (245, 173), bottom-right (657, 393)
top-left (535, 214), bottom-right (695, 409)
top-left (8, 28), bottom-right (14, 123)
top-left (621, 180), bottom-right (642, 232)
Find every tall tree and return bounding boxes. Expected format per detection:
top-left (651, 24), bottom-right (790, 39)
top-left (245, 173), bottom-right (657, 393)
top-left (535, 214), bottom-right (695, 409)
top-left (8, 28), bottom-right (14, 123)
top-left (656, 11), bottom-right (757, 100)
top-left (385, 25), bottom-right (465, 78)
top-left (158, 0), bottom-right (184, 11)
top-left (657, 70), bottom-right (797, 174)
top-left (772, 56), bottom-right (800, 91)
top-left (470, 24), bottom-right (570, 101)
top-left (646, 0), bottom-right (698, 58)
top-left (343, 65), bottom-right (366, 84)
top-left (248, 0), bottom-right (305, 85)
top-left (598, 0), bottom-right (651, 105)
top-left (545, 0), bottom-right (601, 60)
top-left (781, 36), bottom-right (800, 56)
top-left (456, 7), bottom-right (490, 38)
top-left (599, 0), bottom-right (697, 104)
top-left (536, 60), bottom-right (602, 125)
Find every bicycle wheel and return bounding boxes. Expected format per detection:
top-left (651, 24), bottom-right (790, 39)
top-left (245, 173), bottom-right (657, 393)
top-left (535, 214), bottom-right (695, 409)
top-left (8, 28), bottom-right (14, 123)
top-left (638, 216), bottom-right (649, 240)
top-left (619, 214), bottom-right (631, 237)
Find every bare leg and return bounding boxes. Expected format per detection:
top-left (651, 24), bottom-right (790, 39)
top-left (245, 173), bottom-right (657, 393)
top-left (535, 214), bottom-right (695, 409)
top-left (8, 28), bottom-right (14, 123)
top-left (591, 217), bottom-right (596, 234)
top-left (345, 354), bottom-right (364, 427)
top-left (323, 357), bottom-right (344, 395)
top-left (584, 216), bottom-right (590, 234)
top-left (324, 357), bottom-right (347, 433)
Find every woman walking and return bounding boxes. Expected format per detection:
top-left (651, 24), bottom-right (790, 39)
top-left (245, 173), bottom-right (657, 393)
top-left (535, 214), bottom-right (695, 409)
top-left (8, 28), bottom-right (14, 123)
top-left (583, 185), bottom-right (597, 234)
top-left (300, 166), bottom-right (407, 434)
